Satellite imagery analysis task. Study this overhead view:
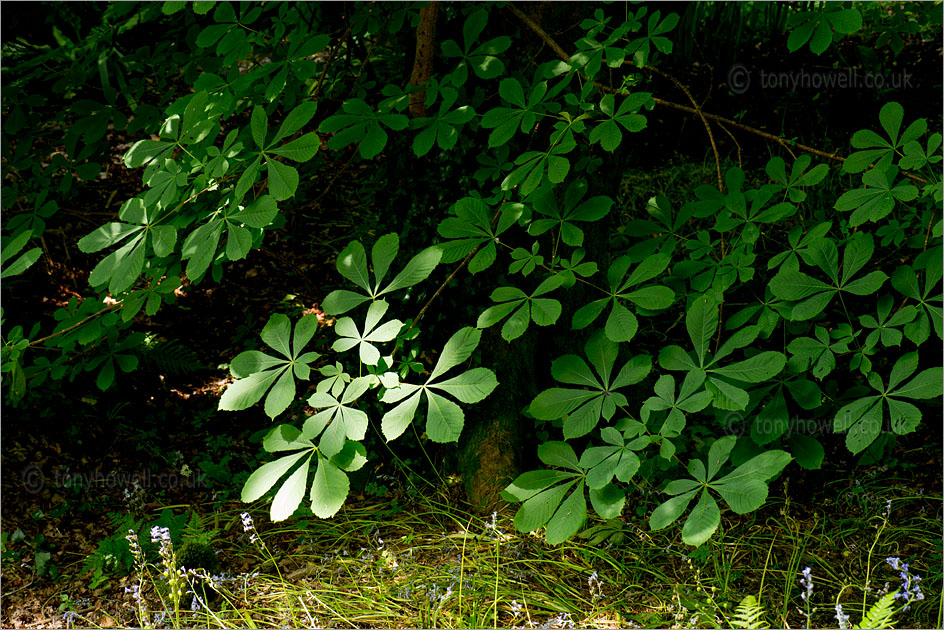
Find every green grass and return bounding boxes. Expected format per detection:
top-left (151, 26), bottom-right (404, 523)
top-left (57, 473), bottom-right (942, 630)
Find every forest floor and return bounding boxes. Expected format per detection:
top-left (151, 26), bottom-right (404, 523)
top-left (1, 410), bottom-right (941, 629)
top-left (2, 160), bottom-right (942, 628)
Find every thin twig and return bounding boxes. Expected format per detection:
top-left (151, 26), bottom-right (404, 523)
top-left (30, 303), bottom-right (119, 347)
top-left (409, 244), bottom-right (481, 332)
top-left (505, 4), bottom-right (569, 62)
top-left (644, 64), bottom-right (723, 191)
top-left (716, 121), bottom-right (744, 168)
top-left (309, 23), bottom-right (353, 100)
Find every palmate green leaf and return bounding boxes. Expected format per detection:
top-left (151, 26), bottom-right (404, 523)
top-left (705, 376), bottom-right (749, 411)
top-left (123, 139), bottom-right (175, 168)
top-left (834, 166), bottom-right (919, 227)
top-left (590, 92), bottom-right (650, 152)
top-left (526, 181), bottom-right (613, 247)
top-left (711, 352), bottom-right (786, 383)
top-left (319, 98), bottom-right (408, 159)
top-left (513, 482), bottom-right (573, 534)
top-left (429, 367), bottom-right (498, 403)
top-left (425, 389), bottom-right (465, 442)
top-left (545, 480), bottom-right (588, 545)
top-left (582, 443), bottom-right (642, 489)
top-left (265, 157), bottom-right (299, 201)
top-left (272, 101), bottom-right (318, 145)
top-left (771, 234), bottom-right (888, 320)
top-left (504, 448), bottom-right (590, 546)
top-left (573, 255), bottom-right (675, 342)
top-left (379, 390), bottom-right (421, 442)
top-left (263, 424), bottom-right (314, 452)
top-left (788, 434), bottom-right (825, 470)
top-left (437, 198), bottom-right (521, 270)
top-left (843, 102), bottom-right (925, 174)
top-left (588, 484), bottom-right (625, 520)
top-left (331, 300), bottom-right (402, 366)
top-left (502, 469), bottom-right (576, 501)
top-left (833, 353), bottom-right (941, 453)
top-left (0, 246), bottom-right (42, 278)
top-left (241, 450), bottom-right (308, 502)
top-left (379, 327), bottom-right (496, 442)
top-left (530, 332), bottom-right (645, 437)
top-left (892, 260), bottom-right (944, 344)
top-left (323, 234), bottom-right (441, 314)
top-left (371, 233), bottom-right (398, 287)
top-left (680, 490), bottom-right (720, 547)
top-left (233, 195), bottom-right (279, 228)
top-left (251, 105), bottom-right (267, 149)
top-left (530, 388), bottom-right (599, 420)
top-left (181, 218), bottom-right (224, 282)
top-left (642, 372), bottom-right (710, 438)
top-left (476, 276), bottom-right (563, 341)
top-left (271, 455), bottom-right (310, 521)
top-left (687, 295), bottom-right (717, 366)
top-left (310, 454), bottom-right (350, 518)
top-left (650, 436), bottom-right (791, 544)
top-left (268, 133), bottom-right (319, 162)
top-left (108, 236), bottom-right (146, 294)
top-left (431, 326), bottom-right (481, 380)
top-left (650, 490), bottom-right (696, 531)
top-left (481, 78), bottom-right (555, 148)
top-left (410, 88), bottom-right (475, 157)
top-left (305, 377), bottom-right (371, 457)
top-left (220, 367), bottom-right (283, 412)
top-left (380, 246), bottom-right (442, 295)
top-left (78, 222), bottom-right (145, 253)
top-left (220, 314), bottom-right (320, 418)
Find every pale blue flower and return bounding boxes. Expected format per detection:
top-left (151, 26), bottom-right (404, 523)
top-left (835, 603), bottom-right (850, 629)
top-left (800, 566), bottom-right (813, 601)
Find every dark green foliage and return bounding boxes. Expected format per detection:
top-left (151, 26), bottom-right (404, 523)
top-left (2, 2), bottom-right (941, 550)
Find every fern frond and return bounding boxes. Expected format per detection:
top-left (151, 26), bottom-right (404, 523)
top-left (855, 592), bottom-right (898, 630)
top-left (141, 339), bottom-right (204, 375)
top-left (730, 595), bottom-right (770, 629)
